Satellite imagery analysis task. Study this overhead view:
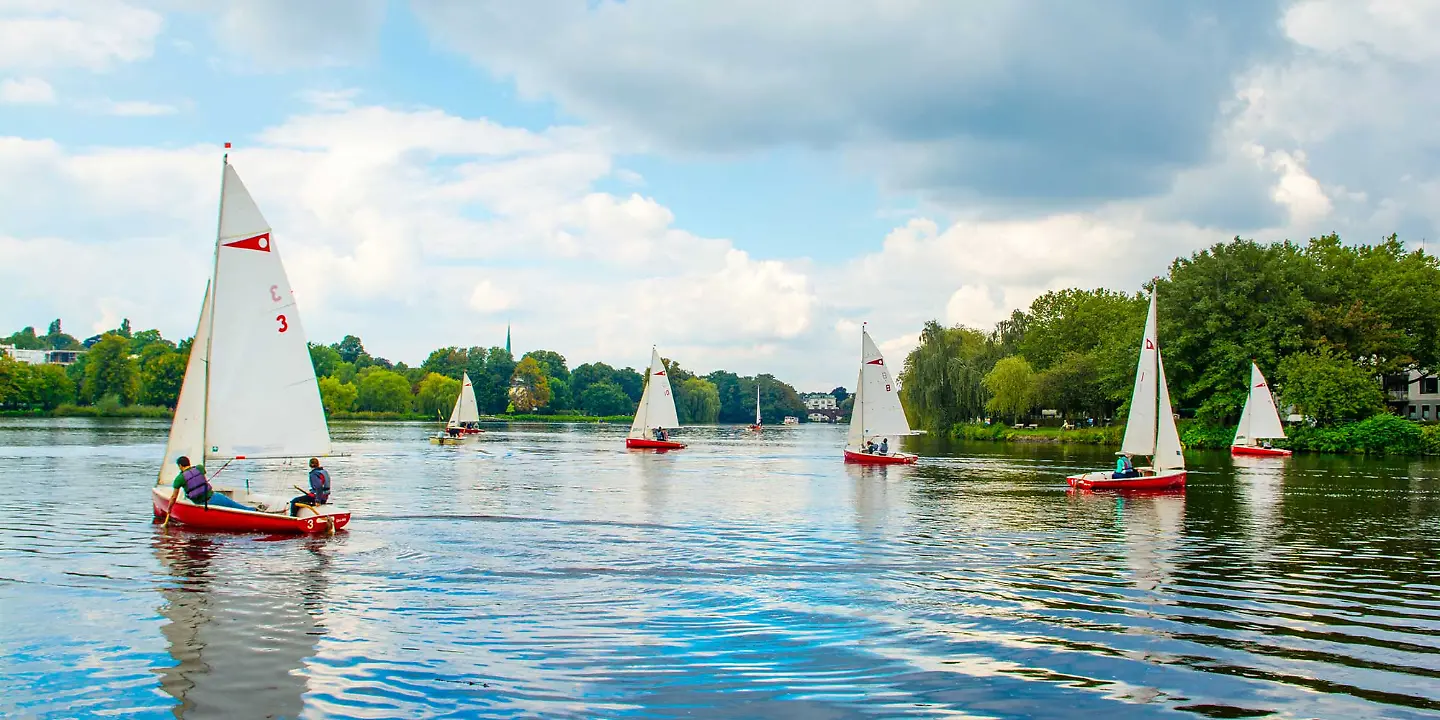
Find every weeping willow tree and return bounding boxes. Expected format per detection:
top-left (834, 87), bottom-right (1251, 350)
top-left (898, 321), bottom-right (1000, 431)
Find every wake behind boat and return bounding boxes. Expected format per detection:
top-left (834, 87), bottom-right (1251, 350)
top-left (1068, 290), bottom-right (1185, 491)
top-left (151, 156), bottom-right (350, 534)
top-left (844, 324), bottom-right (921, 464)
top-left (626, 347), bottom-right (686, 450)
top-left (1231, 363), bottom-right (1291, 457)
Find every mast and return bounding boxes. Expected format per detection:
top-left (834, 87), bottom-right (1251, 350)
top-left (856, 323), bottom-right (865, 442)
top-left (201, 151), bottom-right (228, 461)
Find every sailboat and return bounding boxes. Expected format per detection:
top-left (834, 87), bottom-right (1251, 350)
top-left (1231, 363), bottom-right (1291, 457)
top-left (1067, 290), bottom-right (1186, 490)
top-left (844, 324), bottom-right (922, 464)
top-left (150, 156), bottom-right (350, 534)
top-left (626, 347), bottom-right (686, 450)
top-left (749, 383), bottom-right (762, 431)
top-left (430, 372), bottom-right (482, 444)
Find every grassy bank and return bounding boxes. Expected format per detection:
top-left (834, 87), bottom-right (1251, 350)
top-left (952, 415), bottom-right (1440, 456)
top-left (0, 404), bottom-right (174, 418)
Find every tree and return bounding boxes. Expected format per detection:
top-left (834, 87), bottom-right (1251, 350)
top-left (129, 329), bottom-right (171, 355)
top-left (1032, 352), bottom-right (1108, 419)
top-left (677, 377), bottom-right (720, 424)
top-left (510, 356), bottom-right (551, 412)
top-left (318, 377), bottom-right (358, 416)
top-left (580, 381), bottom-right (632, 416)
top-left (139, 350), bottom-right (187, 407)
top-left (414, 372), bottom-right (462, 417)
top-left (29, 364), bottom-right (75, 409)
top-left (1019, 288), bottom-right (1146, 371)
top-left (421, 346), bottom-right (468, 380)
top-left (333, 335), bottom-right (369, 365)
top-left (899, 321), bottom-right (998, 430)
top-left (983, 356), bottom-right (1035, 422)
top-left (356, 368), bottom-right (412, 413)
top-left (83, 333), bottom-right (139, 404)
top-left (547, 377), bottom-right (573, 412)
top-left (1277, 348), bottom-right (1384, 425)
top-left (309, 344), bottom-right (343, 378)
top-left (2, 327), bottom-right (45, 350)
top-left (45, 319), bottom-right (79, 351)
top-left (0, 355), bottom-right (33, 408)
top-left (571, 362), bottom-right (616, 399)
top-left (473, 347), bottom-right (515, 413)
top-left (522, 350), bottom-right (570, 383)
top-left (613, 367), bottom-right (644, 403)
top-left (705, 370), bottom-right (747, 422)
top-left (830, 387), bottom-right (849, 403)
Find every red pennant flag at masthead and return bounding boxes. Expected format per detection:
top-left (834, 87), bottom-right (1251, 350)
top-left (223, 232), bottom-right (271, 252)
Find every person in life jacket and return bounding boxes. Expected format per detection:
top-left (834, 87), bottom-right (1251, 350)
top-left (289, 458), bottom-right (332, 516)
top-left (166, 456), bottom-right (253, 511)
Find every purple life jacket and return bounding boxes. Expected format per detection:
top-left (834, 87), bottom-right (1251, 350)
top-left (182, 466), bottom-right (210, 503)
top-left (309, 468), bottom-right (330, 504)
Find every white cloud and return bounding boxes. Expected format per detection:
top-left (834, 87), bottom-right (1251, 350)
top-left (0, 76), bottom-right (55, 104)
top-left (0, 0), bottom-right (162, 71)
top-left (468, 280), bottom-right (512, 314)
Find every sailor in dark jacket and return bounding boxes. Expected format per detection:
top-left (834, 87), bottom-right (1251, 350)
top-left (290, 458), bottom-right (332, 516)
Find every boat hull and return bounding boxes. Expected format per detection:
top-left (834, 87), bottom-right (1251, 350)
top-left (430, 435), bottom-right (472, 445)
top-left (1067, 469), bottom-right (1186, 491)
top-left (626, 438), bottom-right (687, 450)
top-left (151, 486), bottom-right (349, 534)
top-left (1231, 445), bottom-right (1292, 457)
top-left (844, 449), bottom-right (918, 465)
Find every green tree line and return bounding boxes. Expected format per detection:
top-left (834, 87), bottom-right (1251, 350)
top-left (900, 234), bottom-right (1440, 446)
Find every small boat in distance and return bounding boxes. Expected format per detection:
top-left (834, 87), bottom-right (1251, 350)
top-left (626, 347), bottom-right (686, 450)
top-left (1068, 290), bottom-right (1186, 491)
top-left (782, 416), bottom-right (799, 425)
top-left (151, 156), bottom-right (350, 534)
top-left (450, 372), bottom-right (483, 435)
top-left (844, 324), bottom-right (921, 464)
top-left (749, 383), bottom-right (762, 431)
top-left (1231, 362), bottom-right (1291, 457)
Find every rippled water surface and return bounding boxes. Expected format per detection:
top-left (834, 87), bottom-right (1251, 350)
top-left (2, 418), bottom-right (1439, 719)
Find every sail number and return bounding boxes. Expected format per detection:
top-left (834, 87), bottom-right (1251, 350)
top-left (270, 285), bottom-right (282, 302)
top-left (276, 314), bottom-right (288, 333)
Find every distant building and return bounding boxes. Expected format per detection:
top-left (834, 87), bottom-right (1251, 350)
top-left (1391, 370), bottom-right (1440, 421)
top-left (803, 393), bottom-right (837, 411)
top-left (1, 345), bottom-right (83, 365)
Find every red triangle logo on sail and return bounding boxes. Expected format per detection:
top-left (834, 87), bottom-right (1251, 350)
top-left (866, 358), bottom-right (884, 365)
top-left (655, 370), bottom-right (665, 376)
top-left (222, 232), bottom-right (272, 252)
top-left (1255, 382), bottom-right (1266, 388)
top-left (1144, 339), bottom-right (1155, 350)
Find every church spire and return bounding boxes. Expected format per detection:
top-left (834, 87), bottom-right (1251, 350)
top-left (505, 323), bottom-right (511, 356)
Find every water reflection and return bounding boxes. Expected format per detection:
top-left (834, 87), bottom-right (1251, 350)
top-left (153, 532), bottom-right (332, 719)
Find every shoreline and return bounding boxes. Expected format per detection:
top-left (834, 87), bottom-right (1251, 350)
top-left (950, 421), bottom-right (1440, 457)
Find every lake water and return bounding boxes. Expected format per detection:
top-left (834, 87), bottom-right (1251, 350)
top-left (2, 418), bottom-right (1438, 719)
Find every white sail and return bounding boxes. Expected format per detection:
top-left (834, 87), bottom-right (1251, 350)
top-left (449, 372), bottom-right (480, 425)
top-left (1234, 363), bottom-right (1285, 445)
top-left (1155, 352), bottom-right (1185, 470)
top-left (203, 163), bottom-right (332, 460)
top-left (846, 327), bottom-right (914, 450)
top-left (628, 347), bottom-right (680, 438)
top-left (1120, 292), bottom-right (1160, 456)
top-left (158, 282), bottom-right (213, 482)
top-left (755, 384), bottom-right (762, 425)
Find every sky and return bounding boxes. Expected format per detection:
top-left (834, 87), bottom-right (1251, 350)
top-left (2, 0), bottom-right (1438, 391)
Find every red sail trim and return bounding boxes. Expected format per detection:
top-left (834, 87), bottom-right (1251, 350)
top-left (866, 358), bottom-right (884, 365)
top-left (222, 232), bottom-right (272, 252)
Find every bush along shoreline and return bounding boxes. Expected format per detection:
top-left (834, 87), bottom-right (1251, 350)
top-left (950, 416), bottom-right (1440, 456)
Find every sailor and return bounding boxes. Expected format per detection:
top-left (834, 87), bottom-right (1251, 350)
top-left (878, 438), bottom-right (889, 455)
top-left (290, 458), bottom-right (332, 517)
top-left (167, 456), bottom-right (252, 511)
top-left (1113, 453), bottom-right (1138, 479)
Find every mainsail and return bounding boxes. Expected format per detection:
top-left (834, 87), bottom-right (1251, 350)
top-left (845, 326), bottom-right (915, 450)
top-left (1119, 291), bottom-right (1184, 469)
top-left (1233, 362), bottom-right (1286, 446)
top-left (159, 160), bottom-right (332, 476)
top-left (628, 347), bottom-right (680, 439)
top-left (754, 384), bottom-right (762, 425)
top-left (449, 372), bottom-right (480, 426)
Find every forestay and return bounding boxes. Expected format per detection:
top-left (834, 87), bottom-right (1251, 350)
top-left (628, 347), bottom-right (680, 438)
top-left (1234, 363), bottom-right (1286, 445)
top-left (449, 372), bottom-right (481, 425)
top-left (158, 283), bottom-right (213, 482)
top-left (193, 162), bottom-right (332, 461)
top-left (846, 327), bottom-right (914, 450)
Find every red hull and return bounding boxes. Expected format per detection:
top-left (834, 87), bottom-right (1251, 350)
top-left (626, 438), bottom-right (687, 450)
top-left (152, 488), bottom-right (350, 534)
top-left (844, 450), bottom-right (918, 465)
top-left (1231, 445), bottom-right (1292, 457)
top-left (1067, 470), bottom-right (1186, 491)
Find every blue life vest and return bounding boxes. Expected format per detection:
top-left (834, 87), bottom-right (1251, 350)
top-left (309, 468), bottom-right (331, 503)
top-left (182, 466), bottom-right (210, 503)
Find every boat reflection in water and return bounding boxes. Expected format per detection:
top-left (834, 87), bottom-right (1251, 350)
top-left (152, 532), bottom-right (333, 718)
